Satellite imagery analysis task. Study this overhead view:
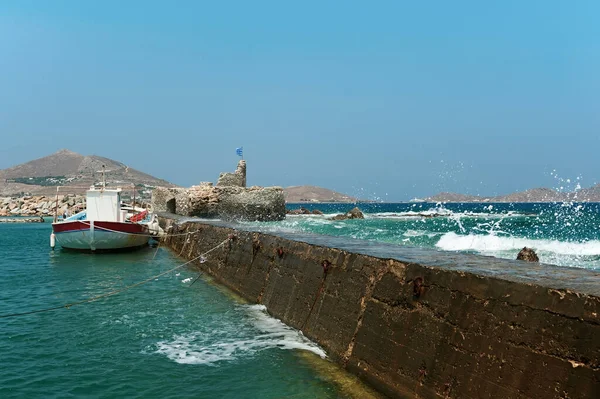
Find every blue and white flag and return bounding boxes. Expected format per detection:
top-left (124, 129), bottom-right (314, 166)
top-left (236, 147), bottom-right (243, 157)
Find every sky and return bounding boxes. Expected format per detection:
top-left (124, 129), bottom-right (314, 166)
top-left (1, 1), bottom-right (599, 201)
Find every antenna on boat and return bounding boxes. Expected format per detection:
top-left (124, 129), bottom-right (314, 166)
top-left (101, 165), bottom-right (106, 192)
top-left (133, 183), bottom-right (137, 217)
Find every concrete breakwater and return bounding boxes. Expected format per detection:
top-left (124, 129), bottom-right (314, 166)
top-left (0, 217), bottom-right (45, 223)
top-left (0, 195), bottom-right (85, 217)
top-left (159, 215), bottom-right (600, 399)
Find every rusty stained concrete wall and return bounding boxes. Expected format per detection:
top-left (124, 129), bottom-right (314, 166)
top-left (160, 218), bottom-right (600, 399)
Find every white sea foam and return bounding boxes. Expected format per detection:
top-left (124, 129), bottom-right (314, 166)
top-left (370, 210), bottom-right (528, 219)
top-left (436, 232), bottom-right (600, 257)
top-left (403, 230), bottom-right (443, 238)
top-left (155, 304), bottom-right (326, 365)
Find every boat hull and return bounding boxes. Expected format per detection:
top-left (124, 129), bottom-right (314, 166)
top-left (52, 221), bottom-right (150, 251)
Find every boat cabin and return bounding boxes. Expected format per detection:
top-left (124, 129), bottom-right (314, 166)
top-left (86, 187), bottom-right (128, 222)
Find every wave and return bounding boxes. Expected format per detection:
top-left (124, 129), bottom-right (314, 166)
top-left (402, 230), bottom-right (444, 238)
top-left (370, 210), bottom-right (531, 219)
top-left (285, 213), bottom-right (339, 218)
top-left (436, 232), bottom-right (600, 257)
top-left (154, 304), bottom-right (326, 365)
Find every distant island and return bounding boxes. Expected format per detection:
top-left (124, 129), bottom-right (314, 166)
top-left (283, 185), bottom-right (359, 203)
top-left (426, 186), bottom-right (600, 203)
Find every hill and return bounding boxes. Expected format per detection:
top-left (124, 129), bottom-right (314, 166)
top-left (283, 185), bottom-right (358, 203)
top-left (0, 149), bottom-right (175, 197)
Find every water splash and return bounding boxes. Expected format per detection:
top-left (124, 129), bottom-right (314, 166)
top-left (252, 202), bottom-right (600, 270)
top-left (155, 304), bottom-right (326, 365)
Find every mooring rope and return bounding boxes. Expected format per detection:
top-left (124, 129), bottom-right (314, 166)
top-left (0, 237), bottom-right (230, 319)
top-left (76, 220), bottom-right (199, 238)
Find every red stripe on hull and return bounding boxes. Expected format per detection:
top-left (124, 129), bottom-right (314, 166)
top-left (52, 220), bottom-right (148, 234)
top-left (52, 221), bottom-right (88, 233)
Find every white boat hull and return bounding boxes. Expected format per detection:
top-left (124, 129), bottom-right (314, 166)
top-left (52, 220), bottom-right (150, 251)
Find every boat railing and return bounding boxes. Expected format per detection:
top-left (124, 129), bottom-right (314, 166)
top-left (64, 211), bottom-right (87, 222)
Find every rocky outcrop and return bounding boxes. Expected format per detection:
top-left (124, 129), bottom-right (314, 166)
top-left (330, 207), bottom-right (365, 220)
top-left (216, 160), bottom-right (246, 187)
top-left (287, 207), bottom-right (325, 215)
top-left (152, 161), bottom-right (285, 221)
top-left (517, 247), bottom-right (539, 262)
top-left (287, 207), bottom-right (311, 215)
top-left (0, 195), bottom-right (85, 217)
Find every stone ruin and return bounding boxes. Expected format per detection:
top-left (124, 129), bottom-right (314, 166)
top-left (151, 160), bottom-right (286, 221)
top-left (216, 160), bottom-right (246, 187)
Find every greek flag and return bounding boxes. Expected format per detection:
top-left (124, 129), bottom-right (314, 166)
top-left (236, 147), bottom-right (243, 157)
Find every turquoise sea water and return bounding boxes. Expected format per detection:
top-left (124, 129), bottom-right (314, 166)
top-left (2, 202), bottom-right (599, 398)
top-left (0, 223), bottom-right (364, 399)
top-left (258, 202), bottom-right (600, 270)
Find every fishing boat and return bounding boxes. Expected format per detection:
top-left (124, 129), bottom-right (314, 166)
top-left (50, 169), bottom-right (159, 251)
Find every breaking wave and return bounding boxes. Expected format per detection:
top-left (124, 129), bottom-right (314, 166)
top-left (436, 232), bottom-right (600, 256)
top-left (435, 232), bottom-right (600, 268)
top-left (155, 304), bottom-right (326, 365)
top-left (402, 230), bottom-right (443, 238)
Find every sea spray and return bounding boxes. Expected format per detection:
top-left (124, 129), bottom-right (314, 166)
top-left (155, 304), bottom-right (326, 365)
top-left (255, 202), bottom-right (600, 270)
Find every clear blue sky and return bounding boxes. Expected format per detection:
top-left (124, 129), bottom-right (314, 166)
top-left (1, 1), bottom-right (598, 201)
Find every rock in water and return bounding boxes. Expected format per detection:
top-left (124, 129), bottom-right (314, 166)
top-left (330, 207), bottom-right (365, 220)
top-left (286, 207), bottom-right (311, 215)
top-left (516, 247), bottom-right (539, 262)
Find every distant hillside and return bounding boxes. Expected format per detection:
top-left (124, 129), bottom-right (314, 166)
top-left (0, 149), bottom-right (175, 197)
top-left (284, 186), bottom-right (358, 203)
top-left (425, 192), bottom-right (482, 203)
top-left (427, 185), bottom-right (600, 203)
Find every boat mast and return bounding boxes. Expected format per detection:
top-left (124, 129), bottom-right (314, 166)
top-left (53, 186), bottom-right (59, 223)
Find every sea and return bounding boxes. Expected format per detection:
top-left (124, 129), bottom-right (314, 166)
top-left (0, 221), bottom-right (379, 399)
top-left (1, 201), bottom-right (598, 398)
top-left (271, 202), bottom-right (600, 271)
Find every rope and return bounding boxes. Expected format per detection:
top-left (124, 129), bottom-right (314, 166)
top-left (74, 220), bottom-right (199, 238)
top-left (0, 237), bottom-right (230, 319)
top-left (152, 238), bottom-right (162, 260)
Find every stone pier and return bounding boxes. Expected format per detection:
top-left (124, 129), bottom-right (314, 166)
top-left (158, 215), bottom-right (600, 399)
